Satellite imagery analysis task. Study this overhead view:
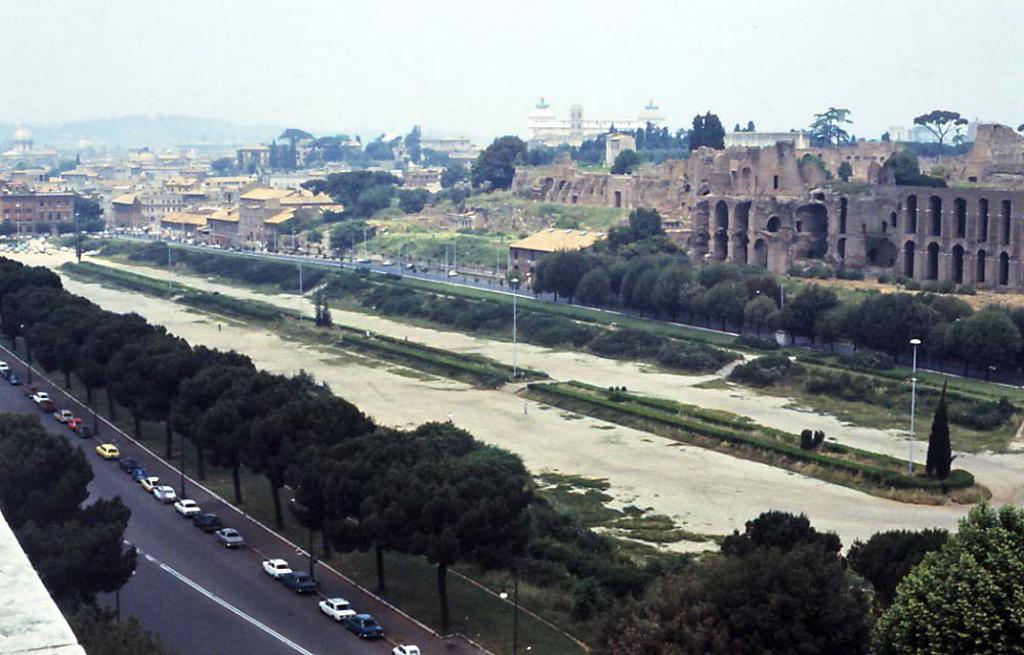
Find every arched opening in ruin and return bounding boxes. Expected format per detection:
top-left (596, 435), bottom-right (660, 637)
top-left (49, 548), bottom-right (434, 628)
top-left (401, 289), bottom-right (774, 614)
top-left (839, 197), bottom-right (848, 234)
top-left (715, 201), bottom-right (729, 231)
top-left (906, 195), bottom-right (918, 234)
top-left (979, 199), bottom-right (989, 242)
top-left (999, 251), bottom-right (1010, 285)
top-left (557, 180), bottom-right (567, 191)
top-left (766, 216), bottom-right (781, 233)
top-left (926, 242), bottom-right (940, 280)
top-left (795, 204), bottom-right (829, 258)
top-left (837, 237), bottom-right (846, 262)
top-left (977, 249), bottom-right (987, 283)
top-left (1002, 200), bottom-right (1012, 245)
top-left (753, 239), bottom-right (768, 268)
top-left (734, 201), bottom-right (751, 232)
top-left (867, 239), bottom-right (897, 267)
top-left (952, 245), bottom-right (964, 283)
top-left (929, 195), bottom-right (942, 236)
top-left (890, 210), bottom-right (898, 231)
top-left (904, 241), bottom-right (916, 277)
top-left (740, 167), bottom-right (753, 194)
top-left (714, 232), bottom-right (729, 261)
top-left (732, 233), bottom-right (749, 264)
top-left (955, 198), bottom-right (967, 238)
top-left (614, 191), bottom-right (622, 208)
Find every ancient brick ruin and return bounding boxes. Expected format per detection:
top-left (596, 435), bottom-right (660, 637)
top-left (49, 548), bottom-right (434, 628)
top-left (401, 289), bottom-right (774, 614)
top-left (511, 124), bottom-right (1024, 289)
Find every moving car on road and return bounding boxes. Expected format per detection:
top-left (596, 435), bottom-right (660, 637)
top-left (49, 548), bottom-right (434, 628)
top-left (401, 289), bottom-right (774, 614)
top-left (344, 614), bottom-right (384, 639)
top-left (32, 392), bottom-right (54, 411)
top-left (67, 417), bottom-right (83, 432)
top-left (131, 467), bottom-right (148, 483)
top-left (53, 409), bottom-right (74, 423)
top-left (140, 476), bottom-right (160, 493)
top-left (118, 457), bottom-right (140, 473)
top-left (174, 499), bottom-right (201, 518)
top-left (95, 443), bottom-right (120, 460)
top-left (319, 597), bottom-right (355, 622)
top-left (0, 361), bottom-right (9, 377)
top-left (193, 513), bottom-right (223, 532)
top-left (153, 485), bottom-right (177, 503)
top-left (279, 571), bottom-right (318, 594)
top-left (8, 373), bottom-right (20, 386)
top-left (214, 528), bottom-right (245, 548)
top-left (261, 559), bottom-right (292, 579)
top-left (78, 425), bottom-right (94, 439)
top-left (393, 646), bottom-right (421, 655)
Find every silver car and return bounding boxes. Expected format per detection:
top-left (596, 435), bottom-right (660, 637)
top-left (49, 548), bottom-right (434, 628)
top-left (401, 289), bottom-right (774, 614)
top-left (214, 528), bottom-right (245, 548)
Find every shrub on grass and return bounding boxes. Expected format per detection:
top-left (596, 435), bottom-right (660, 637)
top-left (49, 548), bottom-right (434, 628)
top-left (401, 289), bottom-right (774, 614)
top-left (838, 350), bottom-right (895, 371)
top-left (728, 355), bottom-right (796, 386)
top-left (734, 335), bottom-right (780, 351)
top-left (654, 341), bottom-right (736, 373)
top-left (586, 328), bottom-right (665, 359)
top-left (951, 398), bottom-right (1016, 430)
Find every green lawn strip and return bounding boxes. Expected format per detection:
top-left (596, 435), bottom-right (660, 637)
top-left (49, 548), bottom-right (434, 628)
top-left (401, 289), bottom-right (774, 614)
top-left (525, 382), bottom-right (977, 497)
top-left (18, 349), bottom-right (584, 655)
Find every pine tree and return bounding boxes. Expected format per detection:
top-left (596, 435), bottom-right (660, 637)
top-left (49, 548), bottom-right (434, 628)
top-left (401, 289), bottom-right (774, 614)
top-left (925, 383), bottom-right (953, 480)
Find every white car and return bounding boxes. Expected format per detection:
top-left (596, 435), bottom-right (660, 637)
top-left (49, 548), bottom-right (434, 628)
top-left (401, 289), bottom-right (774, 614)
top-left (262, 558), bottom-right (293, 579)
top-left (447, 270), bottom-right (458, 277)
top-left (393, 646), bottom-right (421, 655)
top-left (53, 409), bottom-right (74, 423)
top-left (0, 361), bottom-right (9, 375)
top-left (319, 597), bottom-right (356, 622)
top-left (140, 476), bottom-right (160, 493)
top-left (153, 485), bottom-right (177, 503)
top-left (31, 392), bottom-right (51, 404)
top-left (173, 499), bottom-right (201, 517)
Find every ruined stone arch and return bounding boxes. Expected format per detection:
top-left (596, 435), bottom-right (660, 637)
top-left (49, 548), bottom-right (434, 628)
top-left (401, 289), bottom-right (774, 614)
top-left (954, 198), bottom-right (967, 238)
top-left (766, 216), bottom-right (781, 233)
top-left (867, 239), bottom-right (897, 267)
top-left (906, 195), bottom-right (918, 234)
top-left (926, 242), bottom-right (940, 280)
top-left (999, 251), bottom-right (1010, 285)
top-left (714, 200), bottom-right (729, 231)
top-left (904, 240), bottom-right (916, 277)
top-left (734, 201), bottom-right (751, 232)
top-left (952, 244), bottom-right (965, 283)
top-left (753, 238), bottom-right (768, 268)
top-left (929, 195), bottom-right (942, 236)
top-left (837, 237), bottom-right (847, 262)
top-left (1001, 200), bottom-right (1012, 245)
top-left (979, 198), bottom-right (990, 242)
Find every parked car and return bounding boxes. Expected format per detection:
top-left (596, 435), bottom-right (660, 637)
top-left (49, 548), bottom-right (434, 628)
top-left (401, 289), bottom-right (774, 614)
top-left (0, 361), bottom-right (9, 377)
top-left (447, 270), bottom-right (459, 277)
top-left (139, 476), bottom-right (160, 493)
top-left (261, 559), bottom-right (292, 579)
top-left (118, 457), bottom-right (140, 473)
top-left (193, 513), bottom-right (223, 533)
top-left (95, 443), bottom-right (121, 460)
top-left (174, 499), bottom-right (201, 518)
top-left (393, 646), bottom-right (421, 655)
top-left (214, 528), bottom-right (245, 548)
top-left (319, 597), bottom-right (356, 622)
top-left (53, 409), bottom-right (74, 423)
top-left (32, 392), bottom-right (54, 411)
top-left (23, 384), bottom-right (38, 397)
top-left (279, 571), bottom-right (318, 594)
top-left (7, 373), bottom-right (20, 386)
top-left (344, 614), bottom-right (384, 639)
top-left (67, 417), bottom-right (83, 432)
top-left (153, 485), bottom-right (177, 503)
top-left (78, 424), bottom-right (94, 439)
top-left (131, 467), bottom-right (148, 483)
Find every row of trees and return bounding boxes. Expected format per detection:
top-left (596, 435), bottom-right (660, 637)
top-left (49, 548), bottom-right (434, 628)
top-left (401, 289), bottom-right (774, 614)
top-left (0, 257), bottom-right (634, 634)
top-left (0, 413), bottom-right (170, 652)
top-left (528, 213), bottom-right (1024, 374)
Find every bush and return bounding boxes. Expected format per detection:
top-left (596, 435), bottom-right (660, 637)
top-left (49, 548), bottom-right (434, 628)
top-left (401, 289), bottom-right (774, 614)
top-left (836, 268), bottom-right (865, 280)
top-left (838, 350), bottom-right (895, 371)
top-left (921, 279), bottom-right (957, 294)
top-left (877, 273), bottom-right (894, 284)
top-left (805, 370), bottom-right (877, 403)
top-left (654, 341), bottom-right (736, 373)
top-left (735, 335), bottom-right (780, 351)
top-left (904, 279), bottom-right (922, 291)
top-left (728, 355), bottom-right (796, 386)
top-left (800, 429), bottom-right (826, 450)
top-left (951, 398), bottom-right (1016, 430)
top-left (587, 328), bottom-right (665, 359)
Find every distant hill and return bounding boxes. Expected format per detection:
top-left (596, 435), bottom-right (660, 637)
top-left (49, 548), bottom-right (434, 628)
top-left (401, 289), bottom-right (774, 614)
top-left (0, 115), bottom-right (282, 148)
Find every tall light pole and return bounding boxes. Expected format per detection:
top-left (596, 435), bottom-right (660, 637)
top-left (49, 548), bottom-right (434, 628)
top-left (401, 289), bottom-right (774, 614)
top-left (20, 323), bottom-right (31, 385)
top-left (908, 337), bottom-right (921, 475)
top-left (179, 436), bottom-right (187, 499)
top-left (499, 574), bottom-right (520, 655)
top-left (511, 278), bottom-right (519, 379)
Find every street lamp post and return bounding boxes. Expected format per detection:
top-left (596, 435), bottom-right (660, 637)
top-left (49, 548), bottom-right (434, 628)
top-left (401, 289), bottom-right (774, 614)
top-left (499, 574), bottom-right (520, 655)
top-left (20, 323), bottom-right (31, 384)
top-left (179, 436), bottom-right (187, 499)
top-left (74, 212), bottom-right (82, 263)
top-left (908, 338), bottom-right (921, 475)
top-left (511, 278), bottom-right (519, 378)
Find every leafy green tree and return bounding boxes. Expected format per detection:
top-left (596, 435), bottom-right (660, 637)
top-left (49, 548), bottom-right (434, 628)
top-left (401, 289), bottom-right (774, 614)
top-left (440, 164), bottom-right (467, 188)
top-left (720, 510), bottom-right (841, 557)
top-left (873, 504), bottom-right (1024, 655)
top-left (611, 149), bottom-right (641, 175)
top-left (913, 110), bottom-right (969, 145)
top-left (575, 268), bottom-right (611, 306)
top-left (689, 112), bottom-right (725, 150)
top-left (68, 607), bottom-right (173, 655)
top-left (883, 150), bottom-right (947, 187)
top-left (471, 135), bottom-right (527, 190)
top-left (303, 171), bottom-right (400, 214)
top-left (404, 125), bottom-right (422, 163)
top-left (744, 295), bottom-right (777, 335)
top-left (781, 284), bottom-right (839, 340)
top-left (810, 107), bottom-right (853, 145)
top-left (330, 220), bottom-right (371, 252)
top-left (837, 161), bottom-right (853, 181)
top-left (397, 188), bottom-right (431, 214)
top-left (702, 280), bottom-right (747, 329)
top-left (925, 382), bottom-right (954, 480)
top-left (949, 307), bottom-right (1021, 375)
top-left (651, 265), bottom-right (691, 320)
top-left (847, 529), bottom-right (948, 607)
top-left (536, 251), bottom-right (590, 302)
top-left (363, 135), bottom-right (395, 161)
top-left (211, 157), bottom-right (235, 175)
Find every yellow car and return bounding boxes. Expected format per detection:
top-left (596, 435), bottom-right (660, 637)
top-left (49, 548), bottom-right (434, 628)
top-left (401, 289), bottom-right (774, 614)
top-left (96, 443), bottom-right (121, 460)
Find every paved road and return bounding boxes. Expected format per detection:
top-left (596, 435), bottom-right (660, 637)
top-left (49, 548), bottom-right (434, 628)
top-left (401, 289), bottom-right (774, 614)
top-left (0, 346), bottom-right (484, 655)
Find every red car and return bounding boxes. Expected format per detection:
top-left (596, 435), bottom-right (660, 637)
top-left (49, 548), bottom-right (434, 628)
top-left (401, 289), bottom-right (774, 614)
top-left (67, 417), bottom-right (83, 432)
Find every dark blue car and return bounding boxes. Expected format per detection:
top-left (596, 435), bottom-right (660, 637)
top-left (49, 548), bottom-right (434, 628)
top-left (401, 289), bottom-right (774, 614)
top-left (344, 614), bottom-right (383, 639)
top-left (131, 466), bottom-right (148, 482)
top-left (8, 373), bottom-right (20, 386)
top-left (119, 457), bottom-right (140, 474)
top-left (279, 571), bottom-right (319, 594)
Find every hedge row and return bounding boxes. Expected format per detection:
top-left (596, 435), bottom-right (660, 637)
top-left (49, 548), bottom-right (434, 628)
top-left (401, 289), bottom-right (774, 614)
top-left (529, 383), bottom-right (975, 492)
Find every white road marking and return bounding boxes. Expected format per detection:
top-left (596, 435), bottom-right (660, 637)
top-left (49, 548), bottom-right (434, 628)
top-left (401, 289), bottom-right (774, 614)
top-left (142, 553), bottom-right (317, 655)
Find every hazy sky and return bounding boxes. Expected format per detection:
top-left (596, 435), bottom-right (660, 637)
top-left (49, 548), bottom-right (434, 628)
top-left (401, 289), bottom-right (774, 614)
top-left (4, 0), bottom-right (1023, 142)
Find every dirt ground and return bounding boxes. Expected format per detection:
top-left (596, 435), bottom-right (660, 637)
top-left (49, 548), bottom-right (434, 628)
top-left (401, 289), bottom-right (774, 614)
top-left (809, 275), bottom-right (1024, 310)
top-left (16, 250), bottom-right (1004, 546)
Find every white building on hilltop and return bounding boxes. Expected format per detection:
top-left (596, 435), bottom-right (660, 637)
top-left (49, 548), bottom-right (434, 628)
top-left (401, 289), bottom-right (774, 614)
top-left (527, 99), bottom-right (664, 147)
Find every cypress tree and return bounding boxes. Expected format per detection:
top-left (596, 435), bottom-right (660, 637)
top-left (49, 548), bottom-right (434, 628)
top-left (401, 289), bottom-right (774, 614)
top-left (925, 383), bottom-right (953, 480)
